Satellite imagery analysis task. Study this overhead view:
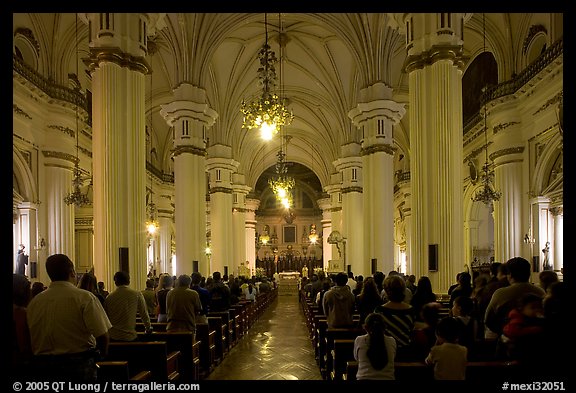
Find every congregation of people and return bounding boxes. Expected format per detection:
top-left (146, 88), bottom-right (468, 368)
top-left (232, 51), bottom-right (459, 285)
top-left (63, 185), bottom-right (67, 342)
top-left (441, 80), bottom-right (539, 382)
top-left (12, 253), bottom-right (276, 380)
top-left (299, 257), bottom-right (567, 381)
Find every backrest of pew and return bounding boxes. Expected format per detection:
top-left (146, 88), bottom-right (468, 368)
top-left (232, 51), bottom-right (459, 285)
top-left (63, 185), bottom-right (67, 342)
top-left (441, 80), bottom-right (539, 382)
top-left (97, 361), bottom-right (130, 380)
top-left (331, 339), bottom-right (356, 381)
top-left (107, 341), bottom-right (180, 381)
top-left (136, 322), bottom-right (167, 332)
top-left (136, 331), bottom-right (199, 381)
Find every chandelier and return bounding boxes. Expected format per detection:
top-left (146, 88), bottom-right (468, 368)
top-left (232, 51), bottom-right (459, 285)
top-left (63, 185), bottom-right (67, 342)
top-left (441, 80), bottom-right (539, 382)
top-left (64, 13), bottom-right (90, 208)
top-left (268, 146), bottom-right (295, 209)
top-left (240, 13), bottom-right (293, 140)
top-left (472, 13), bottom-right (501, 206)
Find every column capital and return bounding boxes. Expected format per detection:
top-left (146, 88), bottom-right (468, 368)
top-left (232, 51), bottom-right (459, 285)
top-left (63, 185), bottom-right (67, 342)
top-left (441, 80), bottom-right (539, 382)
top-left (160, 83), bottom-right (218, 127)
top-left (550, 206), bottom-right (563, 216)
top-left (317, 197), bottom-right (331, 212)
top-left (348, 82), bottom-right (406, 127)
top-left (245, 198), bottom-right (261, 212)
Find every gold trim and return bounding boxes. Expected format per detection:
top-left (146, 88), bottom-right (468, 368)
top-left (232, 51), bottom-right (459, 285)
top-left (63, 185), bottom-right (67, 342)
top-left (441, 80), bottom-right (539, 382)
top-left (172, 145), bottom-right (206, 157)
top-left (533, 91), bottom-right (563, 116)
top-left (13, 104), bottom-right (32, 120)
top-left (47, 124), bottom-right (75, 138)
top-left (550, 207), bottom-right (563, 216)
top-left (489, 146), bottom-right (525, 161)
top-left (42, 150), bottom-right (77, 164)
top-left (210, 187), bottom-right (233, 194)
top-left (493, 158), bottom-right (523, 168)
top-left (361, 143), bottom-right (396, 156)
top-left (341, 186), bottom-right (363, 194)
top-left (493, 121), bottom-right (520, 135)
top-left (404, 44), bottom-right (467, 73)
top-left (84, 47), bottom-right (151, 75)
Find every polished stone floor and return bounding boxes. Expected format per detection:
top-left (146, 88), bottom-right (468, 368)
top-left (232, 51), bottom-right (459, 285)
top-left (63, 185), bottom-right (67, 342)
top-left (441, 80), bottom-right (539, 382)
top-left (205, 292), bottom-right (323, 380)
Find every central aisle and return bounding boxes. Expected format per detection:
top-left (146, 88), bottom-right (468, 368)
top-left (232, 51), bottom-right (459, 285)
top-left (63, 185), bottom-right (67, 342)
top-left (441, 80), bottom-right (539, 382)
top-left (205, 293), bottom-right (323, 380)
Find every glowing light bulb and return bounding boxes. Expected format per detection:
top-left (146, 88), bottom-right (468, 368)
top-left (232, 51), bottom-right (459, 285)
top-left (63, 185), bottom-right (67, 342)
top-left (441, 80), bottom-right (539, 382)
top-left (260, 121), bottom-right (276, 140)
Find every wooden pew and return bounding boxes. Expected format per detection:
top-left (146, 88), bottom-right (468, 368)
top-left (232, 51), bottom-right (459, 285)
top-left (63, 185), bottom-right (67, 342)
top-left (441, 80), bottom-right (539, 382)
top-left (330, 339), bottom-right (356, 381)
top-left (344, 360), bottom-right (520, 381)
top-left (324, 327), bottom-right (364, 380)
top-left (207, 313), bottom-right (231, 356)
top-left (135, 322), bottom-right (168, 332)
top-left (195, 323), bottom-right (216, 377)
top-left (97, 361), bottom-right (153, 381)
top-left (206, 317), bottom-right (226, 364)
top-left (136, 331), bottom-right (200, 381)
top-left (106, 341), bottom-right (180, 381)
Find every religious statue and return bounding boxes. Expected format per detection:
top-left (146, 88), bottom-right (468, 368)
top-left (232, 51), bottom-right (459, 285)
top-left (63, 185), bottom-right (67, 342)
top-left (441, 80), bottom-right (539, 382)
top-left (238, 260), bottom-right (251, 277)
top-left (542, 242), bottom-right (552, 270)
top-left (301, 265), bottom-right (308, 278)
top-left (16, 244), bottom-right (28, 275)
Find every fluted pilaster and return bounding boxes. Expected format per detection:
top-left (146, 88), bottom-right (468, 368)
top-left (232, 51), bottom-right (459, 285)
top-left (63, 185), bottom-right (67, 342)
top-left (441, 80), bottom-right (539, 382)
top-left (245, 198), bottom-right (260, 272)
top-left (317, 197), bottom-right (332, 268)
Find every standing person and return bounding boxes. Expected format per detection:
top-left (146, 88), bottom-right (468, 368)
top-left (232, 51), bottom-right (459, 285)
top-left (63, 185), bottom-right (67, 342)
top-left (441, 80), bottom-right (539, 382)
top-left (13, 274), bottom-right (32, 374)
top-left (78, 272), bottom-right (105, 306)
top-left (190, 272), bottom-right (210, 324)
top-left (166, 275), bottom-right (203, 340)
top-left (425, 317), bottom-right (468, 380)
top-left (355, 277), bottom-right (384, 325)
top-left (322, 272), bottom-right (356, 328)
top-left (98, 281), bottom-right (109, 299)
top-left (354, 312), bottom-right (396, 380)
top-left (141, 278), bottom-right (158, 318)
top-left (208, 271), bottom-right (231, 312)
top-left (26, 254), bottom-right (111, 380)
top-left (104, 271), bottom-right (152, 341)
top-left (484, 257), bottom-right (545, 339)
top-left (16, 244), bottom-right (28, 275)
top-left (156, 274), bottom-right (173, 322)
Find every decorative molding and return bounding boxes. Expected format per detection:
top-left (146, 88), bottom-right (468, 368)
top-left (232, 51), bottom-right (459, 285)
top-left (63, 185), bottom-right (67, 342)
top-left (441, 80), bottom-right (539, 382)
top-left (489, 146), bottom-right (525, 161)
top-left (210, 186), bottom-right (233, 194)
top-left (436, 29), bottom-right (454, 36)
top-left (84, 47), bottom-right (151, 75)
top-left (528, 123), bottom-right (559, 142)
top-left (404, 44), bottom-right (467, 73)
top-left (533, 91), bottom-right (563, 116)
top-left (172, 145), bottom-right (206, 157)
top-left (549, 206), bottom-right (563, 216)
top-left (13, 104), bottom-right (32, 119)
top-left (493, 121), bottom-right (520, 135)
top-left (341, 186), bottom-right (363, 194)
top-left (14, 27), bottom-right (40, 53)
top-left (233, 207), bottom-right (250, 213)
top-left (79, 146), bottom-right (92, 158)
top-left (464, 141), bottom-right (493, 162)
top-left (75, 218), bottom-right (94, 226)
top-left (147, 40), bottom-right (158, 55)
top-left (47, 124), bottom-right (75, 138)
top-left (522, 25), bottom-right (547, 54)
top-left (42, 150), bottom-right (77, 164)
top-left (361, 143), bottom-right (396, 156)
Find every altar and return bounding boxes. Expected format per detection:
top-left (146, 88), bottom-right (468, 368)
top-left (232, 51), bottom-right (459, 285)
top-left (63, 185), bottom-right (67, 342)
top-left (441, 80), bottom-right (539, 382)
top-left (278, 271), bottom-right (300, 296)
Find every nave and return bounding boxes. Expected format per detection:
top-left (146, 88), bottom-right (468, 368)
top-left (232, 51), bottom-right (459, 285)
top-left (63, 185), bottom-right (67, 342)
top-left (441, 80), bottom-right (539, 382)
top-left (205, 293), bottom-right (322, 380)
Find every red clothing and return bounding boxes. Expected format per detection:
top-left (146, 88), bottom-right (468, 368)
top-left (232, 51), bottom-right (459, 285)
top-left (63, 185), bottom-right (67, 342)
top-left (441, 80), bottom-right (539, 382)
top-left (502, 309), bottom-right (544, 339)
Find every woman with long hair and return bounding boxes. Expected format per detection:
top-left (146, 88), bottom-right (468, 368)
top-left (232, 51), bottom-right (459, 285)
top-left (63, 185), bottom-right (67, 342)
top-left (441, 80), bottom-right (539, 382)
top-left (354, 312), bottom-right (396, 380)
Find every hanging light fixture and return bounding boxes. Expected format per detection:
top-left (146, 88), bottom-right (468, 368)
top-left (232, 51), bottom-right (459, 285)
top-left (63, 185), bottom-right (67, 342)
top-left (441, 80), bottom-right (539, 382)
top-left (64, 13), bottom-right (90, 208)
top-left (240, 13), bottom-right (293, 140)
top-left (145, 73), bottom-right (159, 236)
top-left (472, 13), bottom-right (501, 206)
top-left (268, 136), bottom-right (295, 209)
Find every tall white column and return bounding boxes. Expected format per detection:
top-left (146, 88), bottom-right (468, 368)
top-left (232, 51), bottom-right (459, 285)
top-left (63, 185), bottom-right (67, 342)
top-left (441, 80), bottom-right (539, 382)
top-left (157, 186), bottom-right (173, 276)
top-left (43, 153), bottom-right (75, 261)
top-left (16, 202), bottom-right (40, 279)
top-left (403, 13), bottom-right (467, 292)
top-left (160, 83), bottom-right (217, 277)
top-left (245, 198), bottom-right (260, 273)
top-left (492, 147), bottom-right (525, 263)
top-left (550, 207), bottom-right (563, 271)
top-left (86, 13), bottom-right (164, 290)
top-left (232, 174), bottom-right (251, 276)
top-left (334, 143), bottom-right (364, 276)
top-left (206, 144), bottom-right (239, 276)
top-left (317, 197), bottom-right (332, 267)
top-left (349, 82), bottom-right (406, 276)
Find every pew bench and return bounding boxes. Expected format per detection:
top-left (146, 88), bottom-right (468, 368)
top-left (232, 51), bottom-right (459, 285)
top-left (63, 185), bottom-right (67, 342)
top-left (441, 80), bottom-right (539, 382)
top-left (106, 341), bottom-right (180, 382)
